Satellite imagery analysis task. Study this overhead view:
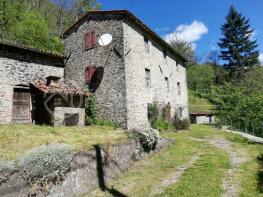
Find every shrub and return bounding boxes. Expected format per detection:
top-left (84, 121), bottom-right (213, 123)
top-left (137, 128), bottom-right (160, 152)
top-left (18, 144), bottom-right (73, 185)
top-left (162, 103), bottom-right (172, 122)
top-left (148, 102), bottom-right (159, 127)
top-left (174, 118), bottom-right (191, 130)
top-left (0, 160), bottom-right (15, 184)
top-left (85, 95), bottom-right (98, 125)
top-left (153, 118), bottom-right (174, 132)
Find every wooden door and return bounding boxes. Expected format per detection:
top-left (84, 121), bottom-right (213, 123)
top-left (12, 90), bottom-right (31, 123)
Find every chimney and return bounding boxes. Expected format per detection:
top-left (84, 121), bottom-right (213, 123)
top-left (46, 76), bottom-right (60, 87)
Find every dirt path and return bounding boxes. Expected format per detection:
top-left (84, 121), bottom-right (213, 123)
top-left (150, 155), bottom-right (199, 196)
top-left (208, 138), bottom-right (248, 197)
top-left (153, 137), bottom-right (249, 197)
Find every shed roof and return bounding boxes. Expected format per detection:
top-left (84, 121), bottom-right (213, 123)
top-left (190, 112), bottom-right (214, 116)
top-left (0, 40), bottom-right (65, 59)
top-left (62, 10), bottom-right (187, 62)
top-left (32, 80), bottom-right (91, 96)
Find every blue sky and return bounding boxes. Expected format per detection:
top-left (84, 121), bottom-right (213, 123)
top-left (98, 0), bottom-right (263, 62)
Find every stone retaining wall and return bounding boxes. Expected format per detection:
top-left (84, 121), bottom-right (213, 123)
top-left (0, 138), bottom-right (173, 197)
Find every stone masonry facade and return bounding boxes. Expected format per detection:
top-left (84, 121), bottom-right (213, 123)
top-left (63, 13), bottom-right (128, 128)
top-left (0, 10), bottom-right (188, 129)
top-left (63, 11), bottom-right (189, 130)
top-left (0, 45), bottom-right (64, 124)
top-left (123, 21), bottom-right (189, 130)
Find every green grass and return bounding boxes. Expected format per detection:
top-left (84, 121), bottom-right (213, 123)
top-left (0, 124), bottom-right (128, 161)
top-left (156, 148), bottom-right (229, 197)
top-left (86, 125), bottom-right (263, 197)
top-left (86, 130), bottom-right (202, 197)
top-left (221, 132), bottom-right (263, 197)
top-left (189, 95), bottom-right (214, 113)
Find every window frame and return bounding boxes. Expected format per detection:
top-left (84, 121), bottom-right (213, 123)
top-left (176, 60), bottom-right (179, 71)
top-left (144, 37), bottom-right (150, 53)
top-left (54, 96), bottom-right (62, 106)
top-left (145, 68), bottom-right (151, 88)
top-left (177, 82), bottom-right (181, 96)
top-left (165, 77), bottom-right (169, 92)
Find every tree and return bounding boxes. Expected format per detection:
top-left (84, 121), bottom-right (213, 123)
top-left (10, 11), bottom-right (63, 53)
top-left (218, 6), bottom-right (259, 82)
top-left (243, 66), bottom-right (263, 94)
top-left (0, 0), bottom-right (26, 39)
top-left (206, 50), bottom-right (220, 66)
top-left (168, 33), bottom-right (196, 64)
top-left (0, 0), bottom-right (101, 52)
top-left (205, 50), bottom-right (228, 85)
top-left (187, 64), bottom-right (216, 93)
top-left (52, 0), bottom-right (101, 34)
top-left (72, 0), bottom-right (101, 21)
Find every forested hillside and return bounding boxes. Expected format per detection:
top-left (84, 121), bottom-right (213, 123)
top-left (0, 0), bottom-right (101, 53)
top-left (183, 6), bottom-right (263, 137)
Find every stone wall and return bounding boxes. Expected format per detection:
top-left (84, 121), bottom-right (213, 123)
top-left (195, 115), bottom-right (215, 124)
top-left (54, 107), bottom-right (85, 126)
top-left (0, 53), bottom-right (64, 124)
top-left (123, 21), bottom-right (189, 130)
top-left (0, 139), bottom-right (173, 197)
top-left (63, 13), bottom-right (189, 130)
top-left (63, 14), bottom-right (127, 128)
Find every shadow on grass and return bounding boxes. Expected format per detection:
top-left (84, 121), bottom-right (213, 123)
top-left (257, 154), bottom-right (263, 193)
top-left (94, 145), bottom-right (128, 197)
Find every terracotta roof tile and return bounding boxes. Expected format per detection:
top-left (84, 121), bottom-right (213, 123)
top-left (32, 80), bottom-right (91, 96)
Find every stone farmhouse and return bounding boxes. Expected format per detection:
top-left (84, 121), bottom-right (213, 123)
top-left (0, 10), bottom-right (189, 130)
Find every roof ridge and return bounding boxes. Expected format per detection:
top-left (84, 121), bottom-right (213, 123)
top-left (0, 39), bottom-right (65, 58)
top-left (62, 10), bottom-right (187, 62)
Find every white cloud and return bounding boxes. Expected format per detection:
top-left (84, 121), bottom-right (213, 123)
top-left (190, 43), bottom-right (197, 51)
top-left (259, 53), bottom-right (263, 64)
top-left (164, 21), bottom-right (208, 50)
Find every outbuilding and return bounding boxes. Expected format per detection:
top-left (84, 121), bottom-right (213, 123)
top-left (190, 112), bottom-right (215, 125)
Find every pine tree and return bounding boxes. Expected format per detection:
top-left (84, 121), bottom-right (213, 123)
top-left (218, 6), bottom-right (259, 81)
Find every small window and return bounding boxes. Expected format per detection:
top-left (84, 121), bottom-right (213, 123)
top-left (85, 31), bottom-right (96, 49)
top-left (163, 50), bottom-right (167, 63)
top-left (165, 77), bottom-right (169, 92)
top-left (176, 60), bottom-right (179, 71)
top-left (177, 82), bottom-right (181, 96)
top-left (54, 96), bottom-right (62, 106)
top-left (144, 37), bottom-right (149, 53)
top-left (145, 69), bottom-right (151, 88)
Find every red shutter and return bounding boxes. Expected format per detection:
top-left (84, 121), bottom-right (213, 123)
top-left (85, 32), bottom-right (90, 49)
top-left (85, 31), bottom-right (96, 49)
top-left (90, 31), bottom-right (95, 48)
top-left (85, 65), bottom-right (96, 84)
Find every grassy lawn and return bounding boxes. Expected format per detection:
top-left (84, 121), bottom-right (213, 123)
top-left (0, 124), bottom-right (128, 161)
top-left (189, 95), bottom-right (214, 113)
top-left (86, 125), bottom-right (263, 197)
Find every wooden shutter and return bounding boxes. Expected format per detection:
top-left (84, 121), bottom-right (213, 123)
top-left (85, 65), bottom-right (96, 84)
top-left (85, 31), bottom-right (96, 49)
